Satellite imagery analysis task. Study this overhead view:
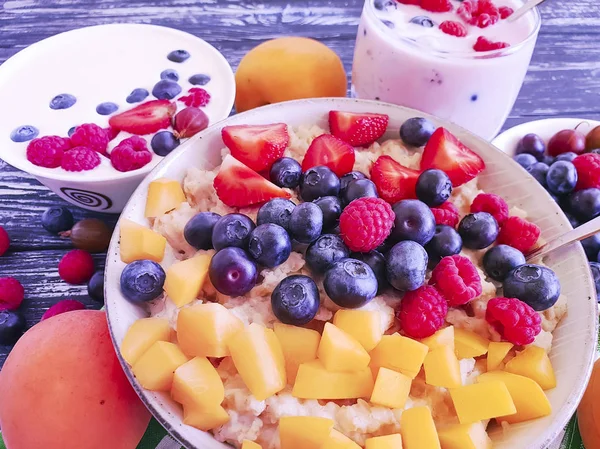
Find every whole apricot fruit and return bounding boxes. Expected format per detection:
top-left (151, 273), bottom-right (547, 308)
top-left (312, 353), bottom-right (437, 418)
top-left (235, 36), bottom-right (347, 112)
top-left (578, 358), bottom-right (600, 449)
top-left (0, 310), bottom-right (150, 449)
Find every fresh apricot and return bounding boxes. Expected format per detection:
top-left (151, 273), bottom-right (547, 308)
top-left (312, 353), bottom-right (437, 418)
top-left (578, 358), bottom-right (600, 449)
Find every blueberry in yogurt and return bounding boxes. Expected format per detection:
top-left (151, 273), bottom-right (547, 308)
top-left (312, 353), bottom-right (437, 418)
top-left (151, 131), bottom-right (180, 156)
top-left (410, 16), bottom-right (435, 27)
top-left (126, 88), bottom-right (149, 104)
top-left (152, 80), bottom-right (182, 100)
top-left (10, 125), bottom-right (39, 143)
top-left (167, 49), bottom-right (190, 63)
top-left (67, 126), bottom-right (77, 137)
top-left (503, 264), bottom-right (561, 311)
top-left (96, 102), bottom-right (119, 115)
top-left (373, 0), bottom-right (397, 10)
top-left (400, 117), bottom-right (435, 147)
top-left (324, 259), bottom-right (378, 309)
top-left (160, 69), bottom-right (179, 82)
top-left (189, 74), bottom-right (211, 86)
top-left (49, 93), bottom-right (76, 110)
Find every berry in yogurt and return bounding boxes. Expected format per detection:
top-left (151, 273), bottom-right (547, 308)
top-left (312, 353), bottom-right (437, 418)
top-left (151, 130), bottom-right (180, 156)
top-left (96, 102), bottom-right (119, 115)
top-left (126, 88), bottom-right (150, 104)
top-left (10, 125), bottom-right (39, 143)
top-left (188, 73), bottom-right (211, 85)
top-left (152, 79), bottom-right (182, 100)
top-left (167, 49), bottom-right (190, 63)
top-left (160, 69), bottom-right (179, 82)
top-left (49, 93), bottom-right (77, 110)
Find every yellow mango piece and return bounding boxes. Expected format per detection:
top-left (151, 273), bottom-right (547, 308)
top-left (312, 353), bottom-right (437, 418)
top-left (400, 407), bottom-right (440, 449)
top-left (369, 333), bottom-right (429, 378)
top-left (121, 317), bottom-right (171, 366)
top-left (370, 367), bottom-right (412, 409)
top-left (279, 416), bottom-right (334, 449)
top-left (454, 328), bottom-right (489, 359)
top-left (229, 323), bottom-right (287, 401)
top-left (421, 326), bottom-right (455, 352)
top-left (242, 441), bottom-right (262, 449)
top-left (424, 346), bottom-right (462, 389)
top-left (145, 178), bottom-right (186, 218)
top-left (293, 360), bottom-right (374, 400)
top-left (132, 341), bottom-right (188, 391)
top-left (273, 322), bottom-right (320, 384)
top-left (504, 346), bottom-right (556, 390)
top-left (164, 253), bottom-right (212, 307)
top-left (318, 322), bottom-right (370, 372)
top-left (437, 422), bottom-right (492, 449)
top-left (182, 403), bottom-right (229, 431)
top-left (177, 303), bottom-right (243, 358)
top-left (486, 342), bottom-right (514, 371)
top-left (119, 219), bottom-right (167, 263)
top-left (323, 429), bottom-right (362, 449)
top-left (171, 357), bottom-right (225, 409)
top-left (365, 434), bottom-right (404, 449)
top-left (333, 309), bottom-right (384, 352)
top-left (450, 381), bottom-right (516, 424)
top-left (478, 370), bottom-right (551, 423)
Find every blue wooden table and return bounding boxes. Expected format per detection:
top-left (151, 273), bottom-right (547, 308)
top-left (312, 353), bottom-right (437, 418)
top-left (1, 0), bottom-right (600, 368)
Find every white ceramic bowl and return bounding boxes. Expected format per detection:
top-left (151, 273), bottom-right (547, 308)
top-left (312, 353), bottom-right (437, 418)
top-left (105, 98), bottom-right (598, 449)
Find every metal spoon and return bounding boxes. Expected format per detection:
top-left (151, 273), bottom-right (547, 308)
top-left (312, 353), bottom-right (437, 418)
top-left (526, 215), bottom-right (600, 262)
top-left (507, 0), bottom-right (547, 23)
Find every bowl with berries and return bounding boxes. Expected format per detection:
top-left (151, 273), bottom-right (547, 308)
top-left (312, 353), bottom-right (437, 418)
top-left (104, 98), bottom-right (597, 449)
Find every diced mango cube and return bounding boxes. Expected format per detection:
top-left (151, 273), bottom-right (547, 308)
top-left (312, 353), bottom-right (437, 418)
top-left (421, 326), bottom-right (455, 352)
top-left (454, 328), bottom-right (489, 359)
top-left (504, 346), bottom-right (556, 390)
top-left (293, 360), bottom-right (374, 400)
top-left (164, 253), bottom-right (212, 307)
top-left (182, 403), bottom-right (229, 431)
top-left (318, 322), bottom-right (370, 372)
top-left (171, 357), bottom-right (225, 409)
top-left (131, 341), bottom-right (188, 391)
top-left (273, 322), bottom-right (320, 384)
top-left (279, 416), bottom-right (334, 449)
top-left (365, 434), bottom-right (404, 449)
top-left (242, 441), bottom-right (263, 449)
top-left (424, 346), bottom-right (462, 388)
top-left (177, 303), bottom-right (243, 358)
top-left (369, 333), bottom-right (429, 378)
top-left (486, 342), bottom-right (514, 371)
top-left (450, 381), bottom-right (517, 424)
top-left (333, 309), bottom-right (384, 352)
top-left (121, 317), bottom-right (171, 366)
top-left (478, 370), bottom-right (551, 423)
top-left (437, 422), bottom-right (492, 449)
top-left (370, 367), bottom-right (412, 409)
top-left (229, 323), bottom-right (286, 401)
top-left (119, 219), bottom-right (167, 263)
top-left (145, 178), bottom-right (186, 218)
top-left (323, 429), bottom-right (362, 449)
top-left (400, 406), bottom-right (440, 449)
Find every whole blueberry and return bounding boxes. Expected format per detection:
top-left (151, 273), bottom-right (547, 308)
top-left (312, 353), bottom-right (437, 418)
top-left (120, 260), bottom-right (166, 303)
top-left (167, 49), bottom-right (190, 63)
top-left (248, 224), bottom-right (292, 268)
top-left (270, 157), bottom-right (302, 189)
top-left (271, 275), bottom-right (320, 325)
top-left (324, 259), bottom-right (378, 308)
top-left (126, 88), bottom-right (149, 104)
top-left (590, 262), bottom-right (600, 298)
top-left (458, 212), bottom-right (499, 249)
top-left (546, 161), bottom-right (578, 195)
top-left (184, 211), bottom-right (221, 250)
top-left (410, 16), bottom-right (435, 27)
top-left (212, 213), bottom-right (255, 251)
top-left (483, 244), bottom-right (526, 282)
top-left (425, 225), bottom-right (462, 264)
top-left (151, 131), bottom-right (180, 156)
top-left (209, 247), bottom-right (258, 297)
top-left (87, 270), bottom-right (104, 303)
top-left (569, 188), bottom-right (600, 222)
top-left (152, 80), bottom-right (182, 100)
top-left (300, 166), bottom-right (340, 201)
top-left (582, 233), bottom-right (600, 261)
top-left (289, 202), bottom-right (324, 243)
top-left (0, 310), bottom-right (26, 345)
top-left (342, 179), bottom-right (378, 206)
top-left (96, 102), bottom-right (119, 115)
top-left (68, 126), bottom-right (77, 137)
top-left (390, 199), bottom-right (436, 246)
top-left (386, 240), bottom-right (428, 291)
top-left (257, 198), bottom-right (296, 231)
top-left (415, 169), bottom-right (452, 207)
top-left (513, 153), bottom-right (537, 170)
top-left (306, 234), bottom-right (350, 272)
top-left (542, 155), bottom-right (556, 166)
top-left (400, 117), bottom-right (435, 147)
top-left (351, 250), bottom-right (389, 292)
top-left (313, 196), bottom-right (342, 231)
top-left (189, 74), bottom-right (211, 85)
top-left (556, 152), bottom-right (578, 163)
top-left (503, 264), bottom-right (561, 311)
top-left (160, 69), bottom-right (179, 81)
top-left (374, 0), bottom-right (397, 10)
top-left (41, 206), bottom-right (74, 234)
top-left (527, 162), bottom-right (550, 186)
top-left (49, 93), bottom-right (77, 110)
top-left (340, 171), bottom-right (367, 195)
top-left (10, 125), bottom-right (39, 143)
top-left (516, 133), bottom-right (546, 160)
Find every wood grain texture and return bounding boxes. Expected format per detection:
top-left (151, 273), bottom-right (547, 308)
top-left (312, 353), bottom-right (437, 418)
top-left (1, 0), bottom-right (599, 367)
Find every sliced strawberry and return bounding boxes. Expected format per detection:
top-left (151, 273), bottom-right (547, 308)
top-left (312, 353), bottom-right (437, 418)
top-left (221, 123), bottom-right (289, 172)
top-left (214, 155), bottom-right (291, 207)
top-left (302, 134), bottom-right (355, 177)
top-left (329, 111), bottom-right (389, 147)
top-left (420, 128), bottom-right (485, 186)
top-left (370, 155), bottom-right (420, 204)
top-left (108, 100), bottom-right (176, 135)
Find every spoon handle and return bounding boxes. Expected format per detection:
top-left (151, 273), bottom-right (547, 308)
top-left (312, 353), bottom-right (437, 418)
top-left (526, 215), bottom-right (600, 262)
top-left (507, 0), bottom-right (546, 22)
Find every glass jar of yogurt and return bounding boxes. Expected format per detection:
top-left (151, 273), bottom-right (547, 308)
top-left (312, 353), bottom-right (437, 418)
top-left (351, 0), bottom-right (541, 140)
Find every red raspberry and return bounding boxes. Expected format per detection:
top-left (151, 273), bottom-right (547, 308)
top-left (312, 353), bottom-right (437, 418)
top-left (457, 1), bottom-right (474, 22)
top-left (0, 226), bottom-right (9, 256)
top-left (179, 88), bottom-right (211, 108)
top-left (473, 36), bottom-right (510, 52)
top-left (470, 193), bottom-right (509, 225)
top-left (573, 153), bottom-right (600, 190)
top-left (431, 202), bottom-right (460, 227)
top-left (110, 136), bottom-right (153, 172)
top-left (41, 299), bottom-right (85, 321)
top-left (339, 197), bottom-right (395, 252)
top-left (486, 297), bottom-right (542, 345)
top-left (499, 6), bottom-right (514, 18)
top-left (421, 0), bottom-right (452, 12)
top-left (26, 136), bottom-right (72, 168)
top-left (58, 249), bottom-right (95, 284)
top-left (476, 13), bottom-right (492, 27)
top-left (477, 0), bottom-right (499, 16)
top-left (70, 123), bottom-right (109, 155)
top-left (61, 147), bottom-right (101, 172)
top-left (396, 286), bottom-right (448, 339)
top-left (0, 277), bottom-right (24, 311)
top-left (497, 216), bottom-right (540, 252)
top-left (429, 255), bottom-right (482, 306)
top-left (439, 21), bottom-right (467, 37)
top-left (105, 127), bottom-right (120, 141)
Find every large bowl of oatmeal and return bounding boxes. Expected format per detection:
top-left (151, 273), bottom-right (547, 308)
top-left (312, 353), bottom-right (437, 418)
top-left (105, 98), bottom-right (598, 449)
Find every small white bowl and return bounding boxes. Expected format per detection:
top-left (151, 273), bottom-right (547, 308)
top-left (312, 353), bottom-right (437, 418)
top-left (105, 98), bottom-right (598, 449)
